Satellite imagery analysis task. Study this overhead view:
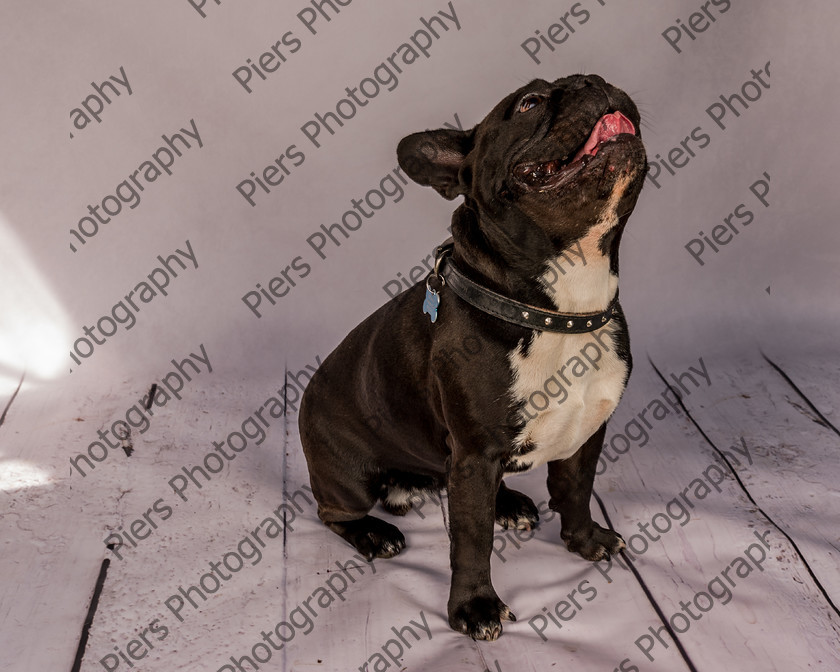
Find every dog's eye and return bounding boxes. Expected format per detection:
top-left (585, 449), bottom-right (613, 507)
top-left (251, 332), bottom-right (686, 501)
top-left (518, 95), bottom-right (544, 113)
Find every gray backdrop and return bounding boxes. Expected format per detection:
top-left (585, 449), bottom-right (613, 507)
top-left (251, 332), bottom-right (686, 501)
top-left (2, 0), bottom-right (837, 395)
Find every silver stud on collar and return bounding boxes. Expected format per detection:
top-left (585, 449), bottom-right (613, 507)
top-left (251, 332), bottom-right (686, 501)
top-left (586, 320), bottom-right (592, 328)
top-left (566, 320), bottom-right (574, 328)
top-left (545, 317), bottom-right (552, 326)
top-left (601, 316), bottom-right (607, 323)
top-left (522, 311), bottom-right (529, 319)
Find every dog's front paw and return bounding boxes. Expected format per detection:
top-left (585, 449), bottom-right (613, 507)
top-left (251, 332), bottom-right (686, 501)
top-left (495, 486), bottom-right (539, 530)
top-left (448, 590), bottom-right (516, 641)
top-left (563, 523), bottom-right (625, 561)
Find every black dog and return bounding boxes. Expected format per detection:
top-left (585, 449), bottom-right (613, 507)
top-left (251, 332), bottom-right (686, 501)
top-left (299, 74), bottom-right (646, 640)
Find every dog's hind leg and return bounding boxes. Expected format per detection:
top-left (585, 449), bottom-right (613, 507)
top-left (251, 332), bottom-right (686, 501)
top-left (381, 484), bottom-right (415, 516)
top-left (303, 465), bottom-right (406, 560)
top-left (307, 473), bottom-right (408, 561)
top-left (325, 516), bottom-right (406, 561)
top-left (495, 480), bottom-right (539, 530)
top-left (300, 428), bottom-right (407, 561)
top-left (380, 471), bottom-right (443, 516)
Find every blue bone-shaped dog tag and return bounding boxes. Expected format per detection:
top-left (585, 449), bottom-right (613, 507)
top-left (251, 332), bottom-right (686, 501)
top-left (423, 285), bottom-right (440, 323)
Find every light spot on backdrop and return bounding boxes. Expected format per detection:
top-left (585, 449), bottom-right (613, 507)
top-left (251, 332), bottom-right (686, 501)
top-left (0, 456), bottom-right (51, 492)
top-left (0, 212), bottom-right (72, 395)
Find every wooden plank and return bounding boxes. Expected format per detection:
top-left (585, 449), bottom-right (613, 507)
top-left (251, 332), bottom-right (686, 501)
top-left (592, 358), bottom-right (840, 670)
top-left (654, 350), bottom-right (840, 603)
top-left (76, 377), bottom-right (693, 671)
top-left (760, 349), bottom-right (840, 435)
top-left (0, 379), bottom-right (124, 670)
top-left (10, 354), bottom-right (839, 671)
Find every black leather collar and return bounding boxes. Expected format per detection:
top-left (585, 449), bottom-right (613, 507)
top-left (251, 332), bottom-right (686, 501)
top-left (426, 239), bottom-right (618, 333)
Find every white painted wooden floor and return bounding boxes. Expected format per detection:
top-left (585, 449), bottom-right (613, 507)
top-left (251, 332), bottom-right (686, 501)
top-left (1, 346), bottom-right (839, 672)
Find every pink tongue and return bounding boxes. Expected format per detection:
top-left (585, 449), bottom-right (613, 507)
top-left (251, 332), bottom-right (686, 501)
top-left (572, 111), bottom-right (635, 161)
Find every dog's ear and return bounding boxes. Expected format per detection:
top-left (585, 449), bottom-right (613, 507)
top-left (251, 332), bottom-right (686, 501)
top-left (397, 128), bottom-right (474, 200)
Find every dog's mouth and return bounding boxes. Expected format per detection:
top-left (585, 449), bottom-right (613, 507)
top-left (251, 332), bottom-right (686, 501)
top-left (513, 111), bottom-right (637, 190)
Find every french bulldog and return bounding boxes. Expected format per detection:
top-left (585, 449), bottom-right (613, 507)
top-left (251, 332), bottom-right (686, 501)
top-left (299, 74), bottom-right (647, 640)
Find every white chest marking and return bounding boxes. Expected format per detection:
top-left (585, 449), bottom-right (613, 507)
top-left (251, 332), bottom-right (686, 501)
top-left (506, 174), bottom-right (632, 473)
top-left (506, 326), bottom-right (627, 472)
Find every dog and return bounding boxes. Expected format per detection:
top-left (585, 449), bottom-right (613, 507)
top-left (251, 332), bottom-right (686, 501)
top-left (299, 74), bottom-right (647, 640)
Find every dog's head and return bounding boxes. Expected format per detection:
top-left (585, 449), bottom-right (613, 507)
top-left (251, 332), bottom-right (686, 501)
top-left (398, 75), bottom-right (647, 267)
